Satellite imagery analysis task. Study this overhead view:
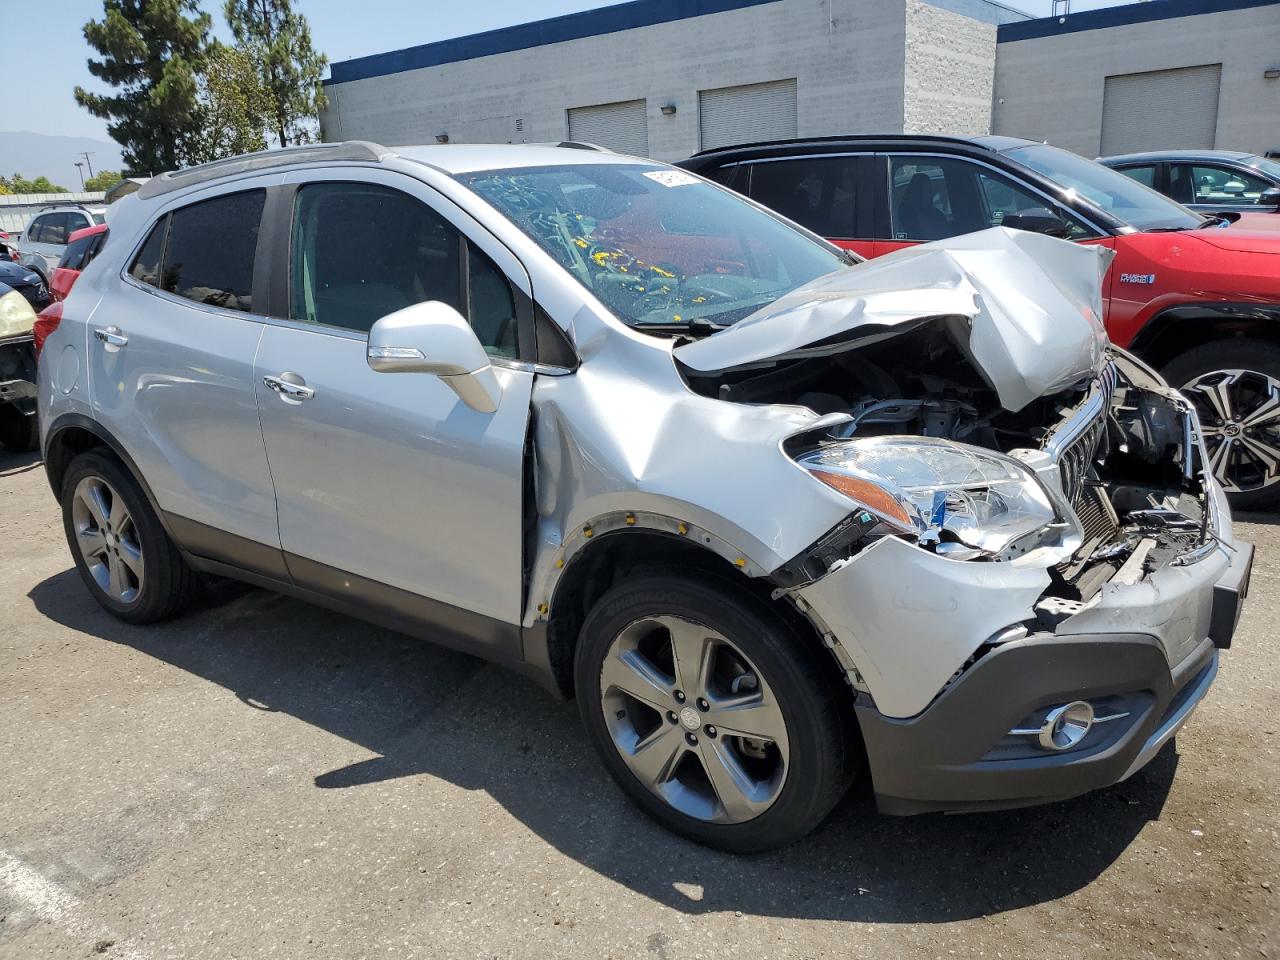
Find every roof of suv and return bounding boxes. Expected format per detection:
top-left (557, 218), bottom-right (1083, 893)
top-left (684, 134), bottom-right (1041, 163)
top-left (1099, 149), bottom-right (1260, 164)
top-left (135, 140), bottom-right (654, 202)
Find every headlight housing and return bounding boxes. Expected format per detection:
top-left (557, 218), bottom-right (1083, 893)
top-left (0, 288), bottom-right (37, 339)
top-left (797, 437), bottom-right (1058, 558)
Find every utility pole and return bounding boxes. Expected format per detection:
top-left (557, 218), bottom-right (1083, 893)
top-left (74, 162), bottom-right (85, 190)
top-left (79, 152), bottom-right (95, 178)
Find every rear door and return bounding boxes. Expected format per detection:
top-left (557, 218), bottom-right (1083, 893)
top-left (252, 169), bottom-right (535, 646)
top-left (88, 182), bottom-right (282, 573)
top-left (742, 154), bottom-right (876, 258)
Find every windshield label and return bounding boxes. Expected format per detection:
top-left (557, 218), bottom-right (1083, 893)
top-left (1120, 273), bottom-right (1157, 285)
top-left (643, 170), bottom-right (699, 188)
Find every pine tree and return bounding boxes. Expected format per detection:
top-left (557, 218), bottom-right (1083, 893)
top-left (75, 0), bottom-right (213, 175)
top-left (224, 0), bottom-right (328, 148)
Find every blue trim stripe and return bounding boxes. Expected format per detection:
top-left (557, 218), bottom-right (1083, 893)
top-left (326, 0), bottom-right (780, 86)
top-left (998, 0), bottom-right (1280, 42)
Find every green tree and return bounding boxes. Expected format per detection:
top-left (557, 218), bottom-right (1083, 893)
top-left (83, 169), bottom-right (123, 192)
top-left (0, 174), bottom-right (70, 194)
top-left (193, 44), bottom-right (271, 161)
top-left (224, 0), bottom-right (327, 148)
top-left (75, 0), bottom-right (213, 175)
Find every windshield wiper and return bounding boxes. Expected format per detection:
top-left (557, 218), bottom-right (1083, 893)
top-left (1196, 215), bottom-right (1229, 229)
top-left (637, 317), bottom-right (728, 336)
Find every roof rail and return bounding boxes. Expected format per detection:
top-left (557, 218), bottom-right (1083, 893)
top-left (136, 141), bottom-right (392, 201)
top-left (554, 141), bottom-right (613, 152)
top-left (688, 133), bottom-right (992, 158)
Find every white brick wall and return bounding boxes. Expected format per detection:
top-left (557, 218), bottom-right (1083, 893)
top-left (903, 0), bottom-right (997, 135)
top-left (993, 4), bottom-right (1280, 157)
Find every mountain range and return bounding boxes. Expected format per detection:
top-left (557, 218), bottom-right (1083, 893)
top-left (0, 131), bottom-right (126, 189)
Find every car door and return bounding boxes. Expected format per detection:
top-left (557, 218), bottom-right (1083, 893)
top-left (742, 154), bottom-right (876, 259)
top-left (88, 182), bottom-right (283, 574)
top-left (871, 154), bottom-right (1097, 257)
top-left (252, 169), bottom-right (535, 648)
top-left (22, 213), bottom-right (60, 275)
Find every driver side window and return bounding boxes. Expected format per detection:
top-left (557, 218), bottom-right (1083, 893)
top-left (289, 181), bottom-right (518, 358)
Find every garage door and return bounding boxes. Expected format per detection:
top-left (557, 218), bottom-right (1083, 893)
top-left (699, 79), bottom-right (797, 151)
top-left (566, 100), bottom-right (649, 157)
top-left (1100, 64), bottom-right (1221, 156)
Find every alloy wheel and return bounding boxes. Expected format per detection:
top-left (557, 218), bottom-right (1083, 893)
top-left (599, 614), bottom-right (789, 824)
top-left (71, 475), bottom-right (144, 603)
top-left (1181, 368), bottom-right (1280, 494)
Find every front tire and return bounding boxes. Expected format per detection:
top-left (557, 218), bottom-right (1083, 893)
top-left (575, 570), bottom-right (855, 852)
top-left (1164, 339), bottom-right (1280, 511)
top-left (60, 450), bottom-right (198, 623)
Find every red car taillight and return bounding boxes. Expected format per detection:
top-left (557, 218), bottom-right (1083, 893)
top-left (33, 302), bottom-right (63, 358)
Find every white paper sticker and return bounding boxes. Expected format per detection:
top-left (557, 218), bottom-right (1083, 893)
top-left (643, 170), bottom-right (699, 188)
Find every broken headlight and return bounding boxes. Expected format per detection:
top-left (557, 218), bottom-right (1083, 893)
top-left (797, 437), bottom-right (1057, 558)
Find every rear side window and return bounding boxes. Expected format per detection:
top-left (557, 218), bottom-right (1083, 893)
top-left (41, 213), bottom-right (71, 245)
top-left (1115, 164), bottom-right (1158, 188)
top-left (60, 233), bottom-right (97, 270)
top-left (748, 157), bottom-right (858, 238)
top-left (161, 190), bottom-right (264, 312)
top-left (26, 216), bottom-right (47, 243)
top-left (129, 217), bottom-right (168, 287)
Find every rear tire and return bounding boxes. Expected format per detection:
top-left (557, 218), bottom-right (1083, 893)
top-left (0, 405), bottom-right (37, 452)
top-left (60, 450), bottom-right (199, 623)
top-left (1163, 339), bottom-right (1280, 511)
top-left (575, 570), bottom-right (855, 852)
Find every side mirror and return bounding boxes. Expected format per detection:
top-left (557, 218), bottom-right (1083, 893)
top-left (367, 300), bottom-right (502, 414)
top-left (1258, 186), bottom-right (1280, 209)
top-left (1001, 210), bottom-right (1074, 240)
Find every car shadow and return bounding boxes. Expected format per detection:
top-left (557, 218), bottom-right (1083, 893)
top-left (0, 446), bottom-right (42, 477)
top-left (28, 568), bottom-right (1178, 924)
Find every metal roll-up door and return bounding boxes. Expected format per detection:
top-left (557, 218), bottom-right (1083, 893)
top-left (566, 99), bottom-right (649, 157)
top-left (1100, 64), bottom-right (1222, 156)
top-left (698, 79), bottom-right (797, 151)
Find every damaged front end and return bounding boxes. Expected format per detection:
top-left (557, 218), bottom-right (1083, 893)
top-left (672, 229), bottom-right (1252, 813)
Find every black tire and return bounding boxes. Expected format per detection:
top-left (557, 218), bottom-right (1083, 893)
top-left (0, 405), bottom-right (38, 452)
top-left (575, 570), bottom-right (855, 853)
top-left (60, 450), bottom-right (199, 623)
top-left (1163, 339), bottom-right (1280, 512)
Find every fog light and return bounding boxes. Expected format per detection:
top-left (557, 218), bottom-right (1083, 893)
top-left (1038, 700), bottom-right (1094, 751)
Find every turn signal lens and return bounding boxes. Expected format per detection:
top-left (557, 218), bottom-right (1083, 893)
top-left (807, 469), bottom-right (913, 529)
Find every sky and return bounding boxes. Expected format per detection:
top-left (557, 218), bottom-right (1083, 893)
top-left (1, 0), bottom-right (1138, 161)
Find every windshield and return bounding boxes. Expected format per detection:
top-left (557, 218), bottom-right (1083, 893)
top-left (457, 164), bottom-right (850, 329)
top-left (1005, 143), bottom-right (1204, 231)
top-left (1245, 155), bottom-right (1280, 182)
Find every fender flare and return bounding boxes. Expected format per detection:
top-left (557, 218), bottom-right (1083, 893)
top-left (1128, 301), bottom-right (1280, 365)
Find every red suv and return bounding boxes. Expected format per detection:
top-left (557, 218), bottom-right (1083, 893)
top-left (680, 136), bottom-right (1280, 508)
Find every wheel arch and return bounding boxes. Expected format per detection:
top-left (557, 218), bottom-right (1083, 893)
top-left (534, 525), bottom-right (835, 701)
top-left (1127, 302), bottom-right (1280, 371)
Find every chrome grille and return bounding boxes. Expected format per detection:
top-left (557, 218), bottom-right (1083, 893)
top-left (1044, 363), bottom-right (1116, 506)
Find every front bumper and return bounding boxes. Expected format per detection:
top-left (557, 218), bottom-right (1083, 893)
top-left (856, 540), bottom-right (1251, 815)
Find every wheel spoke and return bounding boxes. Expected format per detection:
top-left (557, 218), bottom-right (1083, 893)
top-left (81, 481), bottom-right (111, 531)
top-left (705, 693), bottom-right (787, 744)
top-left (600, 647), bottom-right (673, 712)
top-left (1241, 388), bottom-right (1280, 430)
top-left (667, 618), bottom-right (714, 698)
top-left (107, 497), bottom-right (131, 535)
top-left (1238, 433), bottom-right (1280, 478)
top-left (624, 724), bottom-right (686, 788)
top-left (77, 527), bottom-right (107, 558)
top-left (1193, 375), bottom-right (1236, 424)
top-left (1206, 436), bottom-right (1236, 489)
top-left (106, 552), bottom-right (129, 598)
top-left (697, 737), bottom-right (773, 822)
top-left (118, 539), bottom-right (144, 580)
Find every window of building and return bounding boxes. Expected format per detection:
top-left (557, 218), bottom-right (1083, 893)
top-left (748, 157), bottom-right (858, 238)
top-left (161, 190), bottom-right (265, 312)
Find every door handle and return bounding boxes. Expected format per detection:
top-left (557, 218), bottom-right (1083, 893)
top-left (93, 326), bottom-right (128, 349)
top-left (263, 373), bottom-right (315, 402)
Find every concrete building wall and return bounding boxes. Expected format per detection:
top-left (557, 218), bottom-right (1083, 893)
top-left (903, 0), bottom-right (998, 135)
top-left (992, 3), bottom-right (1280, 157)
top-left (321, 0), bottom-right (960, 161)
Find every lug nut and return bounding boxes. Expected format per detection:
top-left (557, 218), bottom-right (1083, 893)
top-left (668, 711), bottom-right (678, 724)
top-left (673, 690), bottom-right (686, 703)
top-left (705, 725), bottom-right (717, 737)
top-left (685, 732), bottom-right (698, 745)
top-left (697, 698), bottom-right (709, 711)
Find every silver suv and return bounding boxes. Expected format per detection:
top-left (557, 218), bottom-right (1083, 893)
top-left (19, 203), bottom-right (107, 280)
top-left (38, 142), bottom-right (1251, 852)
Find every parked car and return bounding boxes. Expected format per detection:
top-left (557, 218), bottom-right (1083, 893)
top-left (0, 259), bottom-right (51, 313)
top-left (1099, 150), bottom-right (1280, 217)
top-left (39, 142), bottom-right (1250, 851)
top-left (0, 230), bottom-right (19, 262)
top-left (18, 203), bottom-right (107, 281)
top-left (50, 223), bottom-right (109, 302)
top-left (0, 280), bottom-right (40, 451)
top-left (680, 136), bottom-right (1280, 508)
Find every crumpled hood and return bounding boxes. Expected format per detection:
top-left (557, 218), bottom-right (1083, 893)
top-left (675, 227), bottom-right (1113, 412)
